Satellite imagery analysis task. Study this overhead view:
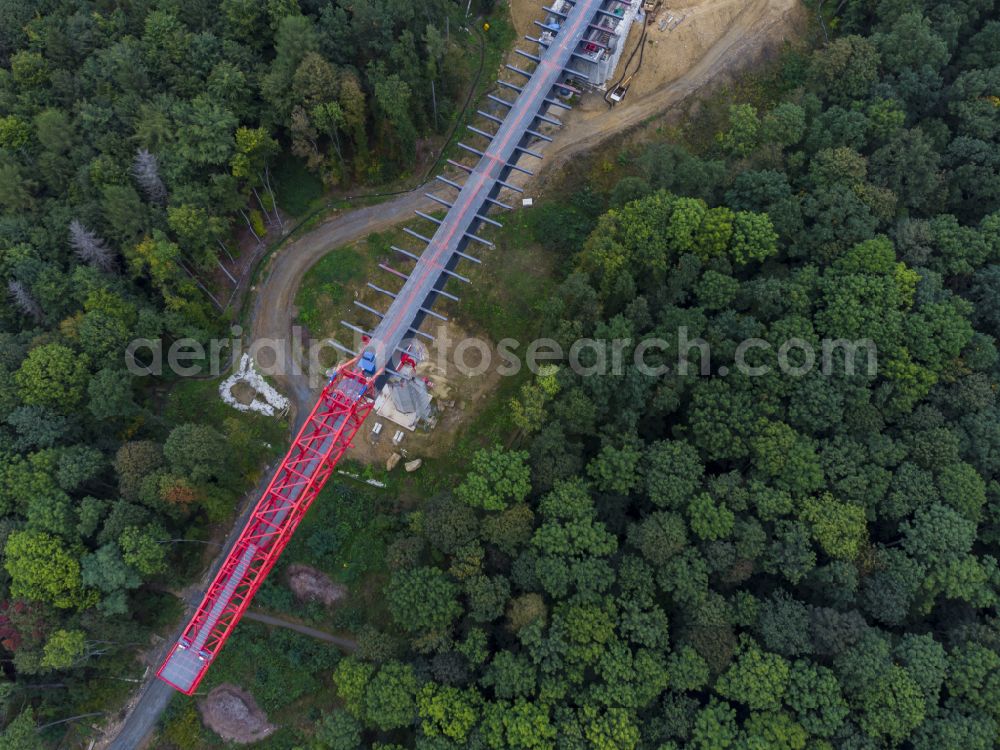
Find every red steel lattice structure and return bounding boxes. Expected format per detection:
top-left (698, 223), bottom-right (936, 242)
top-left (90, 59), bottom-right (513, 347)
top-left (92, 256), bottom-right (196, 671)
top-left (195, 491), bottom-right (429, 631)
top-left (157, 361), bottom-right (376, 694)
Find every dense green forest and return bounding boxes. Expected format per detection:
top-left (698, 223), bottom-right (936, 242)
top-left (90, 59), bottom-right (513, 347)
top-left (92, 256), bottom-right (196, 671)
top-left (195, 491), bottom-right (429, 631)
top-left (308, 1), bottom-right (1000, 748)
top-left (0, 0), bottom-right (482, 741)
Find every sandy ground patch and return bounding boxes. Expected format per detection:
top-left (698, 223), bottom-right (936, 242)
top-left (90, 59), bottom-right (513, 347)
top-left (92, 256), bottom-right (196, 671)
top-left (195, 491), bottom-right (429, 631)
top-left (513, 0), bottom-right (798, 103)
top-left (286, 564), bottom-right (348, 607)
top-left (198, 684), bottom-right (276, 745)
top-left (509, 0), bottom-right (549, 40)
top-left (230, 381), bottom-right (257, 406)
top-left (345, 320), bottom-right (504, 468)
top-left (611, 0), bottom-right (752, 100)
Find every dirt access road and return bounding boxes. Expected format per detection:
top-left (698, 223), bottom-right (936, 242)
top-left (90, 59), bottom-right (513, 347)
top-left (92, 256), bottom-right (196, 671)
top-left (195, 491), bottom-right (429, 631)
top-left (248, 193), bottom-right (438, 426)
top-left (250, 0), bottom-right (802, 423)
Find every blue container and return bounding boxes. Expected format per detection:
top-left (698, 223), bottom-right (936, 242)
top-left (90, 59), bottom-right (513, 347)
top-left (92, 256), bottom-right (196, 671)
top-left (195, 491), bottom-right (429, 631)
top-left (360, 350), bottom-right (377, 375)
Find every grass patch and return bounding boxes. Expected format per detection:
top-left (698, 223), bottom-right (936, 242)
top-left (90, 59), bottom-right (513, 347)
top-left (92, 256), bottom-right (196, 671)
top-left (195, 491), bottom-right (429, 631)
top-left (162, 377), bottom-right (288, 494)
top-left (271, 154), bottom-right (326, 217)
top-left (404, 207), bottom-right (565, 492)
top-left (252, 478), bottom-right (397, 633)
top-left (293, 231), bottom-right (400, 338)
top-left (294, 246), bottom-right (369, 334)
top-left (258, 480), bottom-right (393, 594)
top-left (438, 16), bottom-right (517, 168)
top-left (283, 481), bottom-right (393, 587)
top-left (201, 621), bottom-right (341, 714)
top-left (460, 204), bottom-right (563, 344)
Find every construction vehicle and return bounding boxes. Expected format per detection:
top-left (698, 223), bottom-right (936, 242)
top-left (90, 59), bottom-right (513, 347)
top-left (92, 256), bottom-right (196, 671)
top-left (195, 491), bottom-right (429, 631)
top-left (605, 2), bottom-right (650, 108)
top-left (608, 74), bottom-right (633, 105)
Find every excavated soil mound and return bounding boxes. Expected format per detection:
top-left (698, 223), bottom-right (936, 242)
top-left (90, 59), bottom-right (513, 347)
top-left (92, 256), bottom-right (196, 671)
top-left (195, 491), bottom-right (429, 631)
top-left (230, 381), bottom-right (258, 406)
top-left (286, 564), bottom-right (347, 606)
top-left (198, 684), bottom-right (276, 744)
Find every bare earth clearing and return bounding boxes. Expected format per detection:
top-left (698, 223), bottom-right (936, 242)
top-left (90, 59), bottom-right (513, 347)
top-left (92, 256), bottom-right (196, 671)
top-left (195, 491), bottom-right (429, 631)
top-left (346, 320), bottom-right (505, 467)
top-left (198, 684), bottom-right (276, 744)
top-left (286, 563), bottom-right (348, 607)
top-left (513, 0), bottom-right (805, 180)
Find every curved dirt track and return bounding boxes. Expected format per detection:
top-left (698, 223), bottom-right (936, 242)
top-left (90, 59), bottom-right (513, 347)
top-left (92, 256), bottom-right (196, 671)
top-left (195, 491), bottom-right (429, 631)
top-left (249, 192), bottom-right (438, 425)
top-left (244, 611), bottom-right (359, 652)
top-left (250, 0), bottom-right (803, 422)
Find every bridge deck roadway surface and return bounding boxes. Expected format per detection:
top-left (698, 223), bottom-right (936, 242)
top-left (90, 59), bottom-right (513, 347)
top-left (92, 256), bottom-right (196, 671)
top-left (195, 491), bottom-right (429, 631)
top-left (367, 0), bottom-right (605, 368)
top-left (158, 0), bottom-right (605, 697)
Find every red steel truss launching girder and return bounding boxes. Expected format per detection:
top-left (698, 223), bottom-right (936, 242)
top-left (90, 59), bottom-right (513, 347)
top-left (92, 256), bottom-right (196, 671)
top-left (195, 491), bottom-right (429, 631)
top-left (157, 362), bottom-right (375, 695)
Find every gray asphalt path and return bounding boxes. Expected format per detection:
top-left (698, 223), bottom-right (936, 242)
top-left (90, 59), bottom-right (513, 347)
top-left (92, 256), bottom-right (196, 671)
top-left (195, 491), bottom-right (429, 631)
top-left (105, 681), bottom-right (173, 750)
top-left (243, 611), bottom-right (359, 652)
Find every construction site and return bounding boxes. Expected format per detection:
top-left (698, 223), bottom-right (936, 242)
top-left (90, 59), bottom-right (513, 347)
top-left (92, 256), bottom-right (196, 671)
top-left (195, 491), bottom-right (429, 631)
top-left (249, 0), bottom-right (801, 435)
top-left (157, 0), bottom-right (618, 696)
top-left (303, 0), bottom-right (794, 473)
top-left (90, 0), bottom-right (805, 743)
top-left (507, 0), bottom-right (774, 105)
top-left (155, 0), bottom-right (806, 696)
